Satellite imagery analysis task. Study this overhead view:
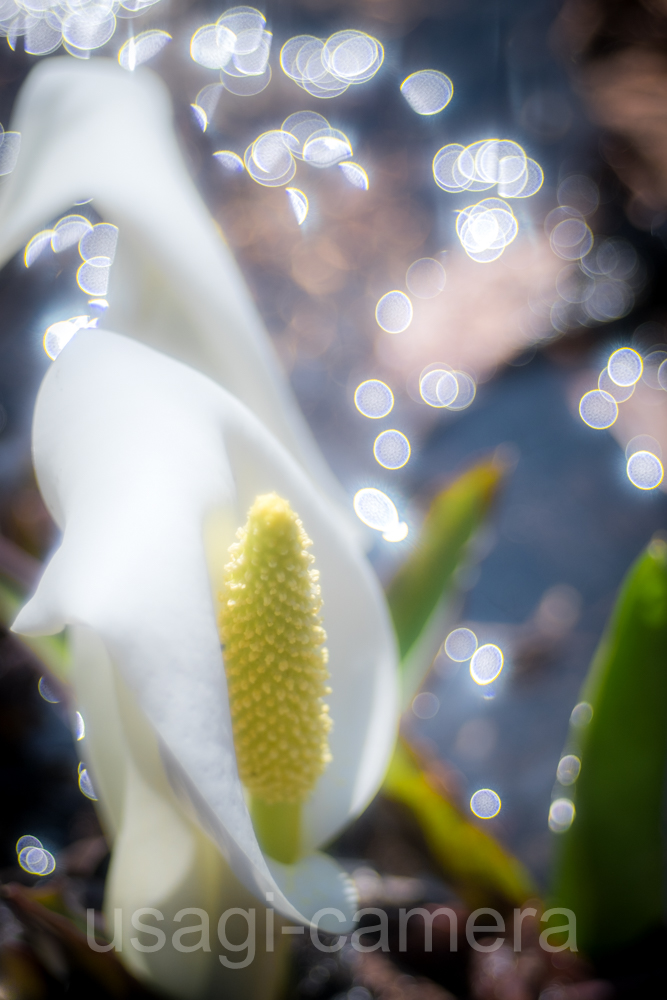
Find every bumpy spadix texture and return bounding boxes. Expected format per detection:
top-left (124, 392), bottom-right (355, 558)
top-left (220, 493), bottom-right (332, 805)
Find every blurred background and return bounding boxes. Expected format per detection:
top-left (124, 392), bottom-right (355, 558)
top-left (0, 0), bottom-right (666, 983)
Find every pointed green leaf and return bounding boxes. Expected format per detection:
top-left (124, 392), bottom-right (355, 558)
top-left (552, 537), bottom-right (667, 954)
top-left (385, 459), bottom-right (504, 662)
top-left (383, 739), bottom-right (536, 908)
top-left (381, 460), bottom-right (529, 907)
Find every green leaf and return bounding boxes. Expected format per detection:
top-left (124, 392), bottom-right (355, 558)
top-left (379, 461), bottom-right (532, 908)
top-left (0, 578), bottom-right (71, 684)
top-left (552, 537), bottom-right (667, 955)
top-left (383, 739), bottom-right (536, 909)
top-left (385, 458), bottom-right (504, 663)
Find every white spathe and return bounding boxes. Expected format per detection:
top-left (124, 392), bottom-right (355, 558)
top-left (2, 57), bottom-right (398, 1000)
top-left (0, 57), bottom-right (346, 518)
top-left (13, 332), bottom-right (398, 934)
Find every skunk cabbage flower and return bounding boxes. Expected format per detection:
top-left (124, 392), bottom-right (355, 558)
top-left (1, 59), bottom-right (399, 998)
top-left (13, 330), bottom-right (398, 996)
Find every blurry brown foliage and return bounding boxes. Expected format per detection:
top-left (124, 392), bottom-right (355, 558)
top-left (557, 0), bottom-right (667, 216)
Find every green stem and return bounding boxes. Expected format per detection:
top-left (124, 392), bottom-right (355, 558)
top-left (251, 798), bottom-right (301, 865)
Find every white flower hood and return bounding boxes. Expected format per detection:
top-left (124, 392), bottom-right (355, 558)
top-left (13, 330), bottom-right (398, 933)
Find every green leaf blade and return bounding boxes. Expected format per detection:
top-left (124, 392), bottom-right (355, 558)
top-left (386, 459), bottom-right (504, 662)
top-left (383, 739), bottom-right (536, 909)
top-left (552, 537), bottom-right (667, 954)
